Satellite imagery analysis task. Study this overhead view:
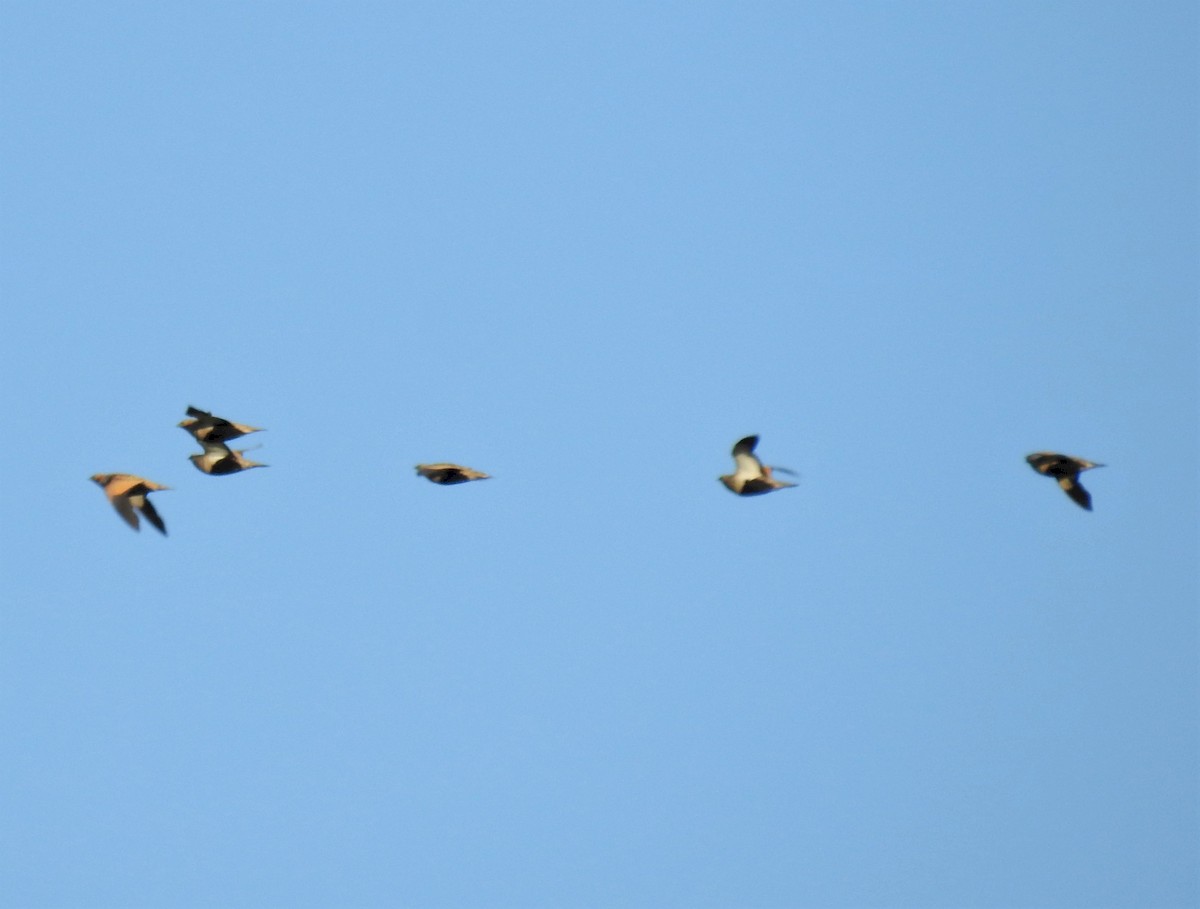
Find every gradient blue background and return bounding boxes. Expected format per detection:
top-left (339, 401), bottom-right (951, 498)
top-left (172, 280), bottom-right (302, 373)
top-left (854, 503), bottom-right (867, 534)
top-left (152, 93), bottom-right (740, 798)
top-left (2, 3), bottom-right (1196, 907)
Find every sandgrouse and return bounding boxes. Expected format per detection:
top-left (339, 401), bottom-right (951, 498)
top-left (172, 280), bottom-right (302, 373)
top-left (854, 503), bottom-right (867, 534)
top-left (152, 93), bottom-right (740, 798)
top-left (90, 473), bottom-right (170, 535)
top-left (415, 463), bottom-right (491, 485)
top-left (1026, 452), bottom-right (1103, 511)
top-left (189, 440), bottom-right (268, 475)
top-left (178, 406), bottom-right (264, 444)
top-left (719, 436), bottom-right (797, 496)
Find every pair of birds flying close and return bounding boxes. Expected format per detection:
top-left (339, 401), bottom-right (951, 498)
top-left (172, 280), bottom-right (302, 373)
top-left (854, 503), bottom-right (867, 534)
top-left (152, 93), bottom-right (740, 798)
top-left (90, 407), bottom-right (268, 535)
top-left (180, 406), bottom-right (267, 475)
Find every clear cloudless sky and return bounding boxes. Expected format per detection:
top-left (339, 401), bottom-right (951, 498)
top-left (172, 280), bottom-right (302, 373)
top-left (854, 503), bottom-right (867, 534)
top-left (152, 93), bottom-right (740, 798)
top-left (1, 3), bottom-right (1196, 907)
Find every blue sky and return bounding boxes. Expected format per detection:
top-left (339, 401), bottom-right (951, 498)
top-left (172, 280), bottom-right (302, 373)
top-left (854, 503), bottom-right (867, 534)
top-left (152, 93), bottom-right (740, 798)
top-left (2, 3), bottom-right (1196, 907)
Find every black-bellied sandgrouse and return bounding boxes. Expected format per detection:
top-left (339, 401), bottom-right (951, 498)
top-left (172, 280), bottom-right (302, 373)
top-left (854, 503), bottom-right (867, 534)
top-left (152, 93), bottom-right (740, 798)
top-left (178, 406), bottom-right (264, 444)
top-left (189, 440), bottom-right (268, 475)
top-left (719, 436), bottom-right (797, 496)
top-left (415, 463), bottom-right (490, 485)
top-left (1026, 452), bottom-right (1103, 511)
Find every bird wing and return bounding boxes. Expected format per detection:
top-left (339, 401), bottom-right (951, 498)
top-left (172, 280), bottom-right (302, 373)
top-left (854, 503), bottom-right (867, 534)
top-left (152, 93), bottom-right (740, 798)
top-left (731, 436), bottom-right (759, 457)
top-left (1059, 477), bottom-right (1092, 510)
top-left (112, 495), bottom-right (140, 530)
top-left (730, 437), bottom-right (764, 480)
top-left (732, 451), bottom-right (764, 480)
top-left (138, 498), bottom-right (168, 535)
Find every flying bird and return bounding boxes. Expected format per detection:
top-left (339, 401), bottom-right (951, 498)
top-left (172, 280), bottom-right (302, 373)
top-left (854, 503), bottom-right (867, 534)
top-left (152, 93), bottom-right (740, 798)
top-left (178, 406), bottom-right (264, 444)
top-left (1026, 451), bottom-right (1103, 510)
top-left (189, 440), bottom-right (268, 475)
top-left (415, 463), bottom-right (491, 485)
top-left (719, 435), bottom-right (797, 496)
top-left (90, 473), bottom-right (170, 535)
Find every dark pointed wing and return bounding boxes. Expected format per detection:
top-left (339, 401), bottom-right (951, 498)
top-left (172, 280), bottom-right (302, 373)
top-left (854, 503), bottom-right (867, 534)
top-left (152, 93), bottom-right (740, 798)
top-left (732, 436), bottom-right (759, 457)
top-left (1059, 477), bottom-right (1092, 511)
top-left (139, 498), bottom-right (168, 535)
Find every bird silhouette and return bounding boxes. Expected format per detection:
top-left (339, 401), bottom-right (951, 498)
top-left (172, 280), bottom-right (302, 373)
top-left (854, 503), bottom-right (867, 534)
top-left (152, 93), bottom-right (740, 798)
top-left (1026, 451), bottom-right (1103, 510)
top-left (189, 440), bottom-right (268, 475)
top-left (179, 406), bottom-right (264, 444)
top-left (415, 463), bottom-right (491, 485)
top-left (719, 436), bottom-right (797, 496)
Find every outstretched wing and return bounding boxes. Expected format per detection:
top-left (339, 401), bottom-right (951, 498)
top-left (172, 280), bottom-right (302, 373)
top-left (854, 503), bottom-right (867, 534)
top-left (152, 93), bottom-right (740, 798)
top-left (112, 496), bottom-right (140, 531)
top-left (138, 498), bottom-right (168, 535)
top-left (730, 436), bottom-right (764, 480)
top-left (1058, 477), bottom-right (1092, 511)
top-left (731, 435), bottom-right (759, 457)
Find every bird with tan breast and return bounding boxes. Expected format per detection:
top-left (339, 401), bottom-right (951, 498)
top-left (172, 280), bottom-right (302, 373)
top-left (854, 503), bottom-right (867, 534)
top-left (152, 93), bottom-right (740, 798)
top-left (90, 473), bottom-right (170, 535)
top-left (178, 406), bottom-right (264, 444)
top-left (189, 439), bottom-right (268, 475)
